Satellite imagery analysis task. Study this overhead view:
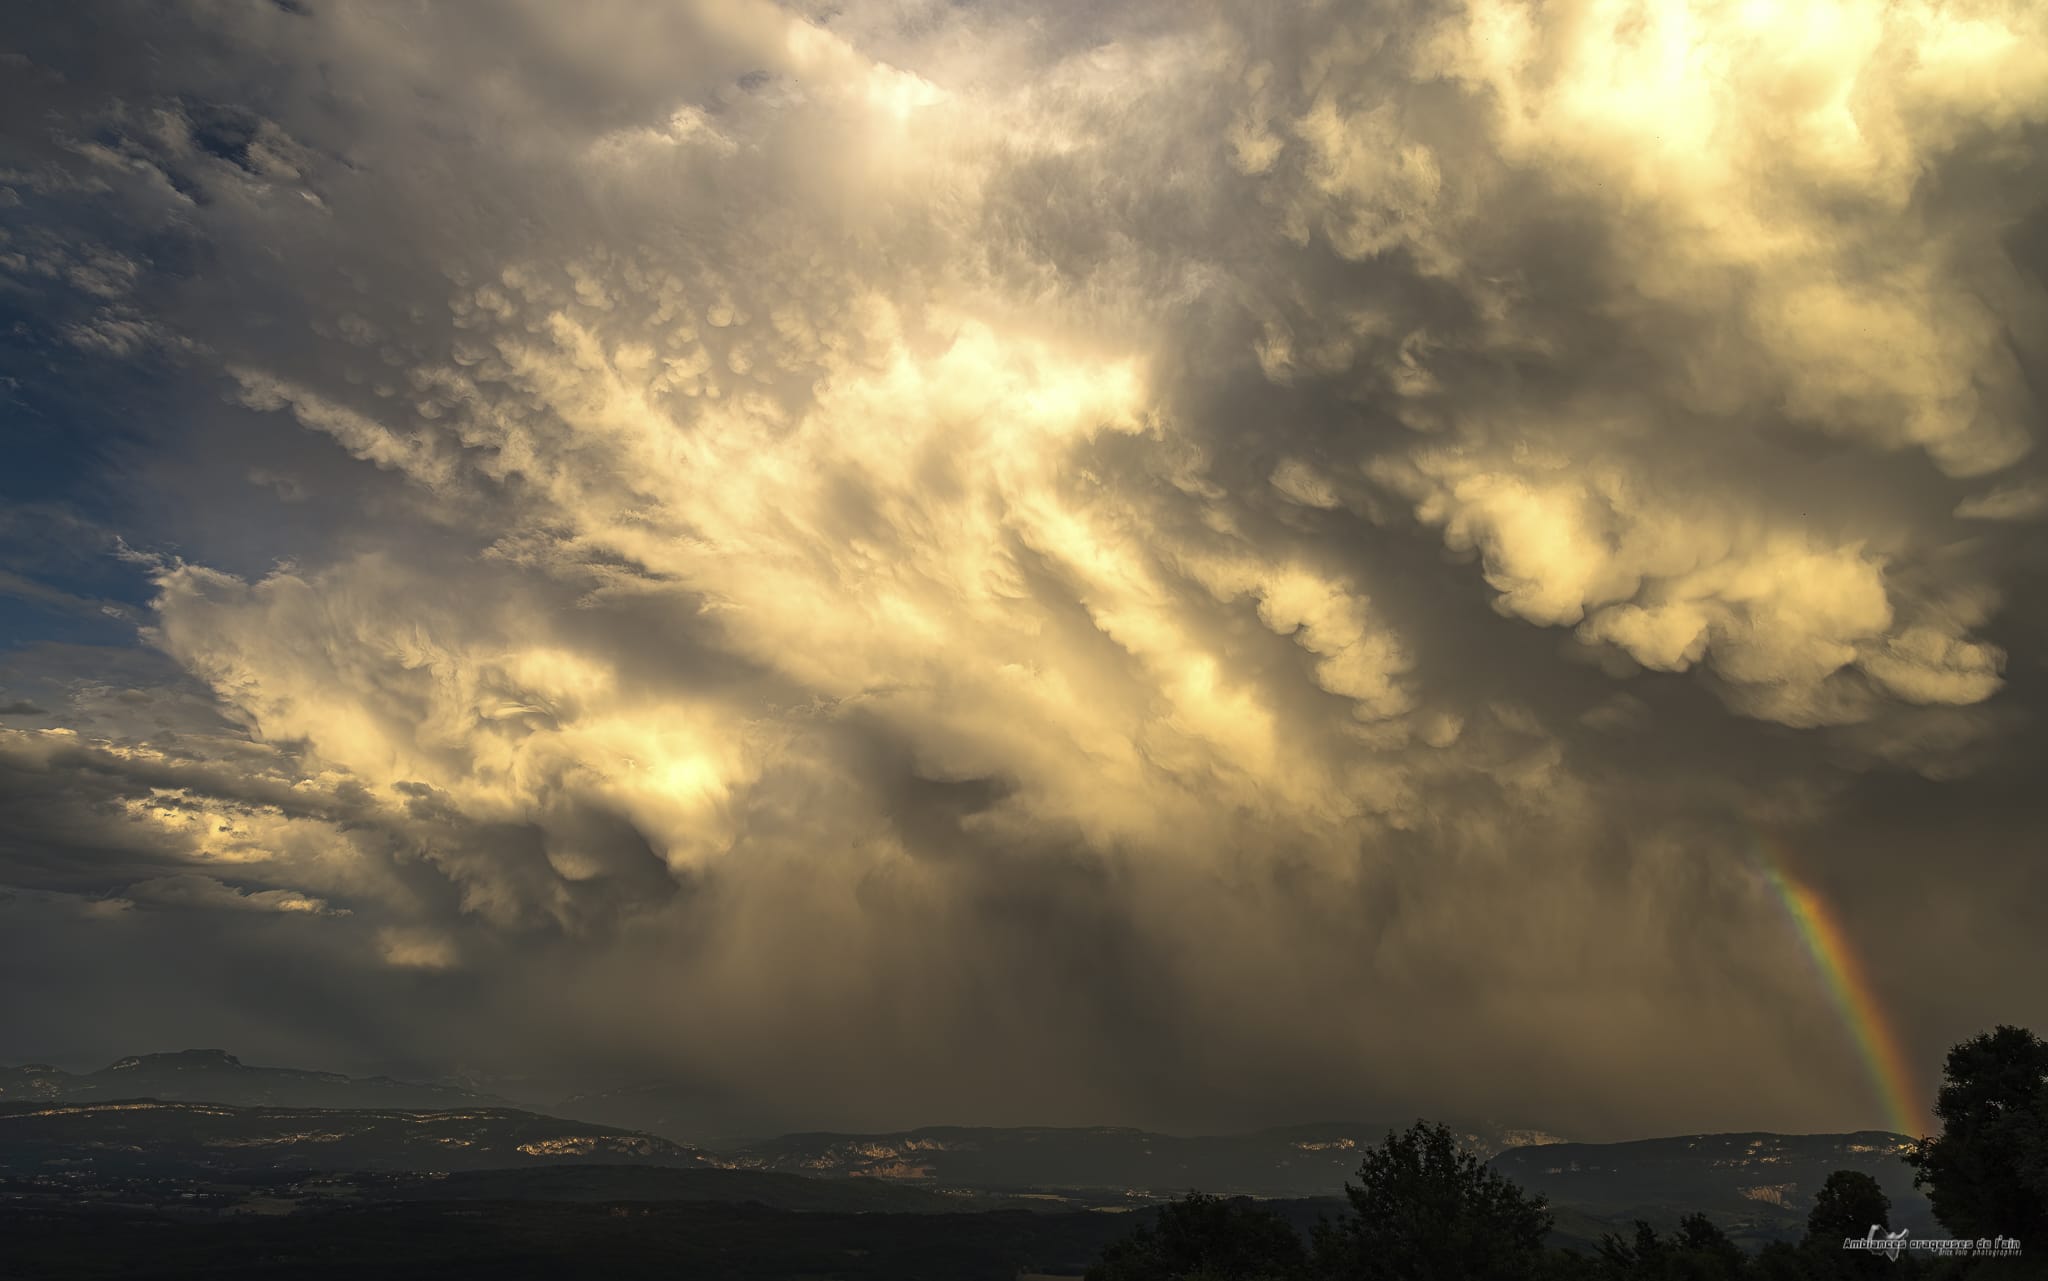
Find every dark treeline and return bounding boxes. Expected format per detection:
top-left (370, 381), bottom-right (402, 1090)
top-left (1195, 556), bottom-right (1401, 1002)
top-left (1087, 1025), bottom-right (2048, 1281)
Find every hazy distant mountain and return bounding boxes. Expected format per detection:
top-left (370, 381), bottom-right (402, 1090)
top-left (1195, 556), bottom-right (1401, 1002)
top-left (553, 1078), bottom-right (787, 1147)
top-left (0, 1049), bottom-right (507, 1111)
top-left (377, 1165), bottom-right (1055, 1213)
top-left (708, 1122), bottom-right (1569, 1198)
top-left (0, 1098), bottom-right (703, 1174)
top-left (1489, 1131), bottom-right (1935, 1241)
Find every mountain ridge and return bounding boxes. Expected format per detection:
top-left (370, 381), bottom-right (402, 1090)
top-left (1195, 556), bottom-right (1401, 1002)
top-left (0, 1097), bottom-right (703, 1175)
top-left (0, 1049), bottom-right (509, 1112)
top-left (1489, 1129), bottom-right (1933, 1238)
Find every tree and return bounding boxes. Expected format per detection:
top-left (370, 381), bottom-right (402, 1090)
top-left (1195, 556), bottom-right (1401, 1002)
top-left (1671, 1212), bottom-right (1748, 1279)
top-left (1800, 1170), bottom-right (1897, 1279)
top-left (1580, 1214), bottom-right (1747, 1280)
top-left (1594, 1220), bottom-right (1669, 1278)
top-left (1088, 1191), bottom-right (1310, 1281)
top-left (1311, 1120), bottom-right (1553, 1281)
top-left (1749, 1240), bottom-right (1808, 1281)
top-left (1905, 1025), bottom-right (2048, 1248)
top-left (1806, 1169), bottom-right (1892, 1243)
top-left (1536, 1246), bottom-right (1602, 1280)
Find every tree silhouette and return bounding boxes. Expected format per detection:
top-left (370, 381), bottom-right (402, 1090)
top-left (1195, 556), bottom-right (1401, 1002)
top-left (1572, 1214), bottom-right (1749, 1280)
top-left (1311, 1120), bottom-right (1553, 1281)
top-left (1799, 1170), bottom-right (1898, 1279)
top-left (1086, 1191), bottom-right (1309, 1281)
top-left (1805, 1169), bottom-right (1892, 1243)
top-left (1749, 1239), bottom-right (1808, 1280)
top-left (1593, 1220), bottom-right (1670, 1278)
top-left (1905, 1024), bottom-right (2048, 1249)
top-left (1673, 1212), bottom-right (1748, 1279)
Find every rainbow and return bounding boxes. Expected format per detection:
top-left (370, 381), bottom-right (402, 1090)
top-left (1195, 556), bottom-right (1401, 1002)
top-left (1747, 832), bottom-right (1925, 1138)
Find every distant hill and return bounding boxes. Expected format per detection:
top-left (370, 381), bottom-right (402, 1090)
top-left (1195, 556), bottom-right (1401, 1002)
top-left (553, 1078), bottom-right (785, 1147)
top-left (1489, 1130), bottom-right (1935, 1245)
top-left (374, 1164), bottom-right (1058, 1213)
top-left (709, 1122), bottom-right (1568, 1198)
top-left (0, 1098), bottom-right (704, 1175)
top-left (0, 1049), bottom-right (505, 1111)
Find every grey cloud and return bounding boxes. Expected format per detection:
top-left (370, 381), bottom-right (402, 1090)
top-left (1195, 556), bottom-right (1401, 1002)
top-left (127, 872), bottom-right (350, 917)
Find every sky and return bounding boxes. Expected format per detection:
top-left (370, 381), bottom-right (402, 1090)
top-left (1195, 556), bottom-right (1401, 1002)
top-left (1, 0), bottom-right (2045, 1143)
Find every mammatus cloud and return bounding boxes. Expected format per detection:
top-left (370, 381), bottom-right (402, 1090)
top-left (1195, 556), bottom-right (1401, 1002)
top-left (0, 0), bottom-right (2044, 1138)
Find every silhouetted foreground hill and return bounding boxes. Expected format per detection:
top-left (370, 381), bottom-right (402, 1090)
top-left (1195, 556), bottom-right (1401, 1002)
top-left (0, 1099), bottom-right (701, 1174)
top-left (0, 1050), bottom-right (503, 1111)
top-left (0, 1187), bottom-right (1740, 1280)
top-left (0, 1198), bottom-right (1141, 1281)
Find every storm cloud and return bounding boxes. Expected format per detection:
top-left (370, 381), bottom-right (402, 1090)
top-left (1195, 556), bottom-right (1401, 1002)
top-left (2, 0), bottom-right (2045, 1140)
